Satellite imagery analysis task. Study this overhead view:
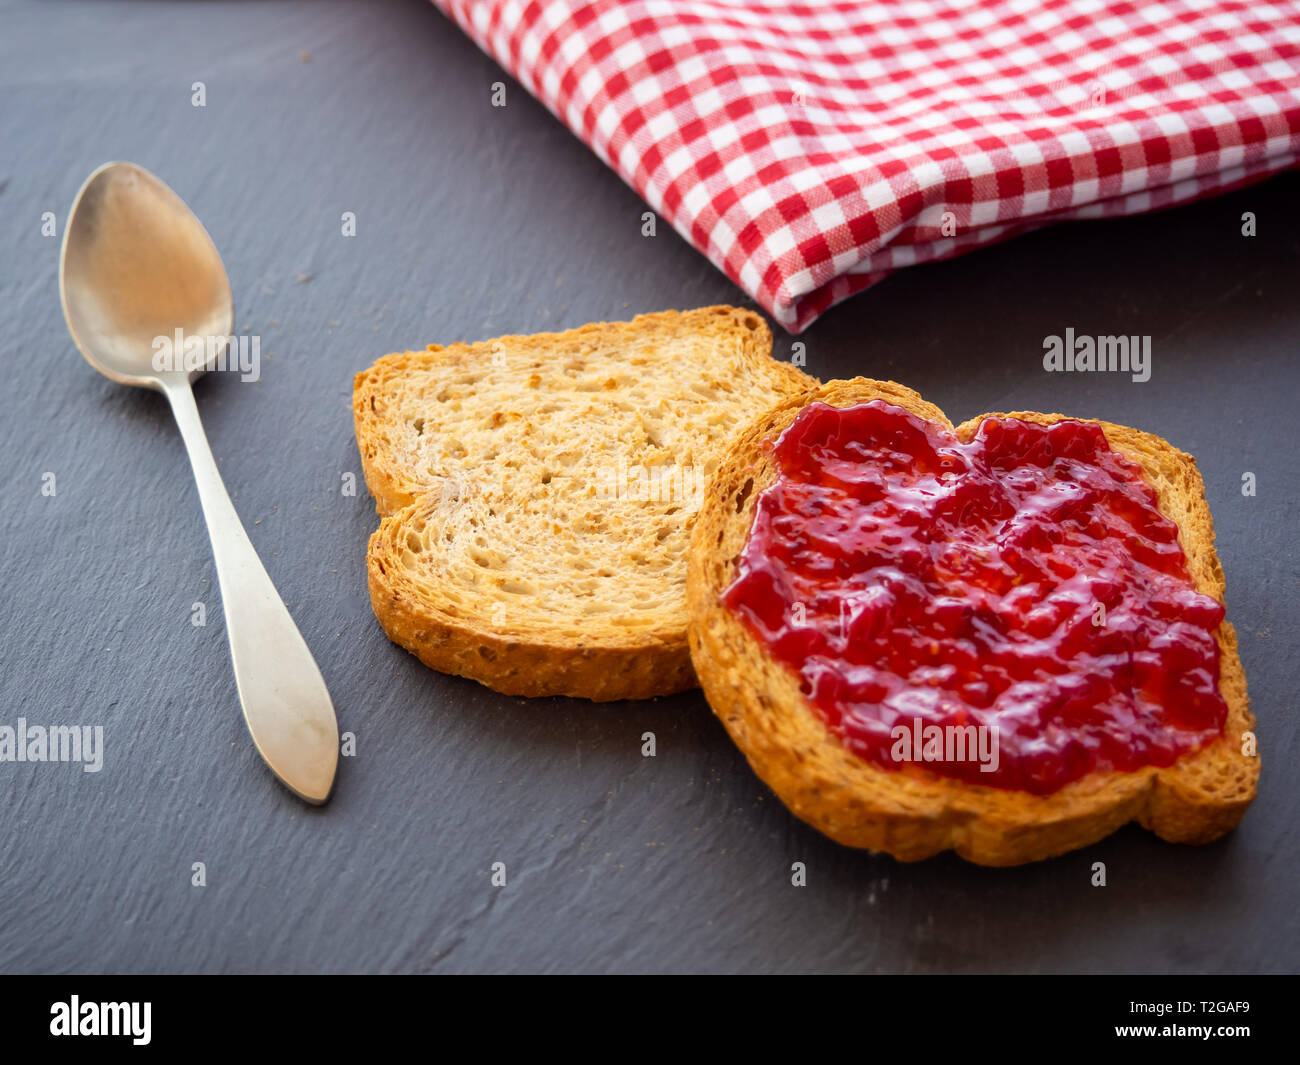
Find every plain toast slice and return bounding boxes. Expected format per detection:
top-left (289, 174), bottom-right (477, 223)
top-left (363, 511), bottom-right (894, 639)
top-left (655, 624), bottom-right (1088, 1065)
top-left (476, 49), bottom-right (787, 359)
top-left (355, 306), bottom-right (814, 700)
top-left (686, 378), bottom-right (1257, 864)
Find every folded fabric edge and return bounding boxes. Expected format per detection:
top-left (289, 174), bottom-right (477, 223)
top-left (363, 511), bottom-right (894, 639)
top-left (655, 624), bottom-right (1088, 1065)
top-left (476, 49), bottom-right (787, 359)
top-left (780, 153), bottom-right (1297, 333)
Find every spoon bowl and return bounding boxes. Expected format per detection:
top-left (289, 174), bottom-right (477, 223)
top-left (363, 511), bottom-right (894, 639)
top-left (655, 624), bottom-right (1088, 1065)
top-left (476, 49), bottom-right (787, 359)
top-left (61, 162), bottom-right (233, 388)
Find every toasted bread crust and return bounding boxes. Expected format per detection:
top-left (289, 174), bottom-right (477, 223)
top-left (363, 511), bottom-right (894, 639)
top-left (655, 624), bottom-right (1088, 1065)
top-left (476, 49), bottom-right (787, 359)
top-left (355, 306), bottom-right (813, 701)
top-left (686, 378), bottom-right (1258, 864)
top-left (366, 490), bottom-right (698, 701)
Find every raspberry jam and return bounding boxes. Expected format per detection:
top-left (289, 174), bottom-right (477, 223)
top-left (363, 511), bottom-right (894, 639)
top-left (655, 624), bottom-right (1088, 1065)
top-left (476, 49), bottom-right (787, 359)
top-left (721, 401), bottom-right (1228, 795)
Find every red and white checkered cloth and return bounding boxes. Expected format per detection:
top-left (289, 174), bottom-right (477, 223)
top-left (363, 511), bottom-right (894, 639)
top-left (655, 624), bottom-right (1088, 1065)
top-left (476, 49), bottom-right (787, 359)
top-left (433, 0), bottom-right (1300, 332)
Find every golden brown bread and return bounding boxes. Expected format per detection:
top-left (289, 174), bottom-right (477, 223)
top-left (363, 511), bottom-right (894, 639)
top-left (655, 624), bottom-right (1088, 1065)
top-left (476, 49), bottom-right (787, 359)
top-left (354, 306), bottom-right (814, 700)
top-left (686, 378), bottom-right (1258, 865)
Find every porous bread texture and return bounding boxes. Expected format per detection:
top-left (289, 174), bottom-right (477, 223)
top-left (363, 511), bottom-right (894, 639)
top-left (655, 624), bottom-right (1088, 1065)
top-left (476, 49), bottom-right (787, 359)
top-left (354, 306), bottom-right (814, 701)
top-left (686, 378), bottom-right (1258, 865)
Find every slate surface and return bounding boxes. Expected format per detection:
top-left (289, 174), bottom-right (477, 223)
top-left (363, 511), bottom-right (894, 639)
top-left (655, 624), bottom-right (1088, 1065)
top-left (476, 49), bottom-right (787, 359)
top-left (0, 0), bottom-right (1296, 974)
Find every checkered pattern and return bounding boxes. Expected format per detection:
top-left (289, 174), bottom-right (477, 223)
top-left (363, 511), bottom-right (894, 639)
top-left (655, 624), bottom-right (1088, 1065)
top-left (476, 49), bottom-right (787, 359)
top-left (433, 0), bottom-right (1300, 332)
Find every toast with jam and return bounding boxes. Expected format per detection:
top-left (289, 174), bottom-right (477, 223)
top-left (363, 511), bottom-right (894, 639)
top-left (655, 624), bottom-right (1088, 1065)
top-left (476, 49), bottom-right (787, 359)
top-left (686, 378), bottom-right (1257, 865)
top-left (354, 306), bottom-right (813, 701)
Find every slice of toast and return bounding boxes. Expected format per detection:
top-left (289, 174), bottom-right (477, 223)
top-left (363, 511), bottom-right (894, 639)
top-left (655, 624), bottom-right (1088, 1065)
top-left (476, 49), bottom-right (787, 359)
top-left (686, 378), bottom-right (1258, 865)
top-left (354, 306), bottom-right (814, 701)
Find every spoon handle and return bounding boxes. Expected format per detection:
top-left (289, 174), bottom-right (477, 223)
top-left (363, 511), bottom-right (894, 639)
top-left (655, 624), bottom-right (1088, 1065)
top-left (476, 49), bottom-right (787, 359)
top-left (164, 380), bottom-right (339, 804)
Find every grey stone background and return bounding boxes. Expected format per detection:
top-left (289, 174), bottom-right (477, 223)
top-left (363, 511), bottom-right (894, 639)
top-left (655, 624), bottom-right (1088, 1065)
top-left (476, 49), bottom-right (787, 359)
top-left (0, 0), bottom-right (1295, 973)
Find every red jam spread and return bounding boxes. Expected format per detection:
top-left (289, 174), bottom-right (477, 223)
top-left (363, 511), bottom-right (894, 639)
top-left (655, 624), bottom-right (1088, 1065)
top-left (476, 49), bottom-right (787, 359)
top-left (721, 401), bottom-right (1227, 795)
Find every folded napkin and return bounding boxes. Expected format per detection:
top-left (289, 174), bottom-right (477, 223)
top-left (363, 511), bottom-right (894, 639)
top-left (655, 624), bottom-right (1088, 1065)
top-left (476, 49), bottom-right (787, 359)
top-left (434, 0), bottom-right (1300, 331)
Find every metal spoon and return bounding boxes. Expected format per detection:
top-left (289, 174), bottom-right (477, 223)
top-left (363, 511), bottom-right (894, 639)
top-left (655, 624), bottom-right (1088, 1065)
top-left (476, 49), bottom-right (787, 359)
top-left (60, 162), bottom-right (338, 804)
